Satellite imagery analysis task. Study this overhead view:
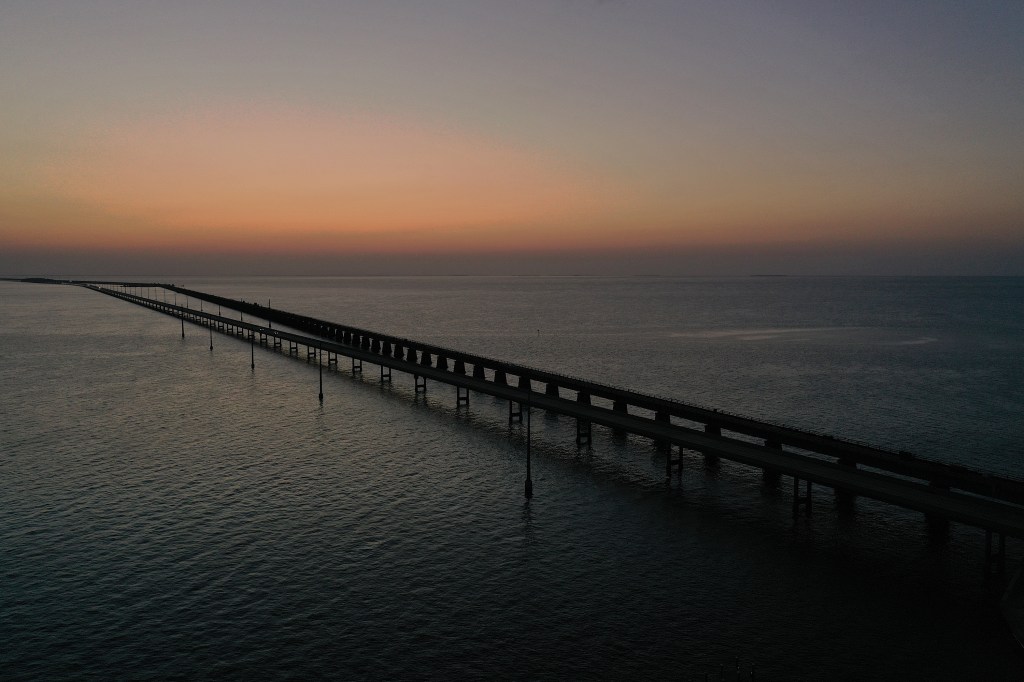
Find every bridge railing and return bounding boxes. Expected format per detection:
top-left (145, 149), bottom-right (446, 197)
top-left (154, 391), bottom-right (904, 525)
top-left (101, 282), bottom-right (1024, 507)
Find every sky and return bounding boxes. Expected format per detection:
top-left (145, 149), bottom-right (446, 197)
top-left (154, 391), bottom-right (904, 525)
top-left (1, 0), bottom-right (1022, 276)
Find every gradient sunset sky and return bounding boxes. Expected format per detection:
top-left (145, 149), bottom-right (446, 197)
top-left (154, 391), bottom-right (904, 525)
top-left (2, 1), bottom-right (1022, 275)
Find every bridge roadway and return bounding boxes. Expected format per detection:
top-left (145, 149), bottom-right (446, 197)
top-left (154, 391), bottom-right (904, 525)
top-left (88, 283), bottom-right (1024, 557)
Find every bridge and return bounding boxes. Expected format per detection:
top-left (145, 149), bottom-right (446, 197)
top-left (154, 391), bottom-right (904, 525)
top-left (72, 280), bottom-right (1024, 584)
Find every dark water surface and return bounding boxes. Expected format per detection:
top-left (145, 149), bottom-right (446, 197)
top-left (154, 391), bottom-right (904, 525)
top-left (2, 277), bottom-right (1023, 680)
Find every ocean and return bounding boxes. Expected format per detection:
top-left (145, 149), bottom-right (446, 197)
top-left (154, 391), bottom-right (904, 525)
top-left (2, 276), bottom-right (1023, 680)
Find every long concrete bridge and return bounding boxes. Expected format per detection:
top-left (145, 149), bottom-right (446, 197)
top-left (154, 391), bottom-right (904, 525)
top-left (76, 280), bottom-right (1023, 583)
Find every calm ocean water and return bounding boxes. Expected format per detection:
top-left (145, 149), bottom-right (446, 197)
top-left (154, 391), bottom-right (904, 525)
top-left (2, 276), bottom-right (1023, 680)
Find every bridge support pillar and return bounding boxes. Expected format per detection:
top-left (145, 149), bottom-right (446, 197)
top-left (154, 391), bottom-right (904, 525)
top-left (327, 351), bottom-right (337, 367)
top-left (380, 365), bottom-right (392, 383)
top-left (792, 476), bottom-right (812, 517)
top-left (835, 458), bottom-right (858, 509)
top-left (415, 375), bottom-right (426, 393)
top-left (655, 411), bottom-right (671, 452)
top-left (925, 480), bottom-right (951, 533)
top-left (611, 400), bottom-right (628, 439)
top-left (457, 386), bottom-right (469, 408)
top-left (307, 346), bottom-right (316, 361)
top-left (666, 446), bottom-right (683, 483)
top-left (576, 419), bottom-right (591, 449)
top-left (835, 487), bottom-right (857, 513)
top-left (926, 515), bottom-right (950, 541)
top-left (985, 530), bottom-right (1007, 589)
top-left (509, 400), bottom-right (522, 424)
top-left (703, 423), bottom-right (721, 465)
top-left (352, 357), bottom-right (362, 375)
top-left (289, 341), bottom-right (298, 355)
top-left (525, 401), bottom-right (533, 499)
top-left (763, 438), bottom-right (782, 485)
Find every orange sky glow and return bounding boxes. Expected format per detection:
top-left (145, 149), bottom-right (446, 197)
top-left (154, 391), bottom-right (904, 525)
top-left (1, 2), bottom-right (1021, 274)
top-left (16, 107), bottom-right (623, 252)
top-left (5, 102), bottom-right (1015, 260)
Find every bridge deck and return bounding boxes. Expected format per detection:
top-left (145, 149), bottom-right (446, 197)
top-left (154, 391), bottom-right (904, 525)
top-left (88, 283), bottom-right (1024, 540)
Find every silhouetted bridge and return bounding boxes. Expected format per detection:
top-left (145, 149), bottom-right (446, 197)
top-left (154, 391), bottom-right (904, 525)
top-left (79, 281), bottom-right (1023, 582)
